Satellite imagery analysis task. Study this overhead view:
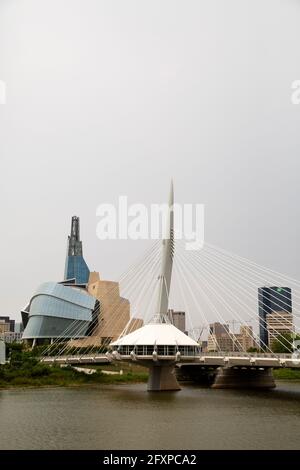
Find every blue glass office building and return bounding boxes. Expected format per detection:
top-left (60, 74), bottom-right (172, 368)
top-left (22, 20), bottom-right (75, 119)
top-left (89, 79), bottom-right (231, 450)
top-left (258, 286), bottom-right (292, 349)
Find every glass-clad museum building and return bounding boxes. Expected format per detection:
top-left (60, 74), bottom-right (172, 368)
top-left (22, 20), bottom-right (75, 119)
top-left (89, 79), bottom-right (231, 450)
top-left (22, 282), bottom-right (96, 344)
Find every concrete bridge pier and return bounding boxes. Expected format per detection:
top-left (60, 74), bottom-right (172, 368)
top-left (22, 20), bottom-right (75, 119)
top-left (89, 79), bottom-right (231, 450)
top-left (212, 367), bottom-right (276, 390)
top-left (147, 362), bottom-right (181, 391)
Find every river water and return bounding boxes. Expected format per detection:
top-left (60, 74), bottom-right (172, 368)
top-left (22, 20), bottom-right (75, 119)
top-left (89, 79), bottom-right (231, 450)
top-left (0, 382), bottom-right (300, 449)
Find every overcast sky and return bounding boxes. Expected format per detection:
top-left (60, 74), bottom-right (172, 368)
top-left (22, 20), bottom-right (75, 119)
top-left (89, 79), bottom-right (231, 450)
top-left (1, 0), bottom-right (300, 321)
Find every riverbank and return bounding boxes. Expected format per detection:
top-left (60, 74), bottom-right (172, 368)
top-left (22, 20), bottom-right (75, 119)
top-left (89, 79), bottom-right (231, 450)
top-left (273, 369), bottom-right (300, 380)
top-left (0, 343), bottom-right (149, 389)
top-left (1, 367), bottom-right (300, 389)
top-left (2, 344), bottom-right (300, 389)
top-left (0, 365), bottom-right (148, 389)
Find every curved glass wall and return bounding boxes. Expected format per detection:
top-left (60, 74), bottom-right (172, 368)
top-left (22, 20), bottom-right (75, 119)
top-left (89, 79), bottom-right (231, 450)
top-left (22, 282), bottom-right (96, 340)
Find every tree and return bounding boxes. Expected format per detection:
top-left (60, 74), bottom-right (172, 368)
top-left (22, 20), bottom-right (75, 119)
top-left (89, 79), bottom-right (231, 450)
top-left (271, 333), bottom-right (300, 354)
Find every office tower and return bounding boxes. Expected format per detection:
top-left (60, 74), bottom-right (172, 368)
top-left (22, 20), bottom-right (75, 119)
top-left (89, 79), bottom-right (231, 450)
top-left (0, 316), bottom-right (15, 333)
top-left (64, 216), bottom-right (90, 284)
top-left (208, 322), bottom-right (257, 352)
top-left (168, 309), bottom-right (186, 333)
top-left (266, 312), bottom-right (294, 349)
top-left (234, 325), bottom-right (257, 351)
top-left (207, 322), bottom-right (231, 352)
top-left (209, 322), bottom-right (229, 336)
top-left (258, 287), bottom-right (292, 349)
top-left (0, 317), bottom-right (23, 343)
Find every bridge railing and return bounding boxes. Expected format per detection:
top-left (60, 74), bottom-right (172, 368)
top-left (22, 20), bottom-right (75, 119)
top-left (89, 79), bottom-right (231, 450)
top-left (199, 351), bottom-right (293, 358)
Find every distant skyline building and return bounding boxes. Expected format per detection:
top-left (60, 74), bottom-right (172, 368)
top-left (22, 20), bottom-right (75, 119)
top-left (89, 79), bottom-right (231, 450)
top-left (234, 325), bottom-right (257, 351)
top-left (208, 322), bottom-right (231, 352)
top-left (258, 287), bottom-right (292, 349)
top-left (0, 316), bottom-right (15, 333)
top-left (1, 332), bottom-right (23, 343)
top-left (209, 322), bottom-right (229, 337)
top-left (168, 310), bottom-right (186, 333)
top-left (266, 312), bottom-right (294, 349)
top-left (64, 216), bottom-right (90, 284)
top-left (0, 316), bottom-right (22, 343)
top-left (207, 322), bottom-right (256, 352)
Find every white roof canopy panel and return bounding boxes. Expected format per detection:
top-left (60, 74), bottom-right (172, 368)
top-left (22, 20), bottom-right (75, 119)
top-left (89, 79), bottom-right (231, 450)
top-left (111, 323), bottom-right (199, 347)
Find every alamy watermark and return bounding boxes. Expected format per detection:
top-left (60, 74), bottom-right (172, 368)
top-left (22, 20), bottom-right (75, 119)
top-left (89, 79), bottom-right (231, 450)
top-left (0, 80), bottom-right (6, 104)
top-left (96, 197), bottom-right (204, 251)
top-left (291, 80), bottom-right (300, 105)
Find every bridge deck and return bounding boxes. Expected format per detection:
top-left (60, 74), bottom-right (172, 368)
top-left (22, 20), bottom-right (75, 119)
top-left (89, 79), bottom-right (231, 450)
top-left (40, 352), bottom-right (300, 368)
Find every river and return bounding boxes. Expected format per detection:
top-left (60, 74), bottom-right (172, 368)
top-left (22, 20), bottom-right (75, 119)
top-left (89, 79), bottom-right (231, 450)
top-left (0, 382), bottom-right (300, 449)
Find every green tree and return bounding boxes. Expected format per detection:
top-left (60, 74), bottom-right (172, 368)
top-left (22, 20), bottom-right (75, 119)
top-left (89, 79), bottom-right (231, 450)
top-left (271, 333), bottom-right (300, 353)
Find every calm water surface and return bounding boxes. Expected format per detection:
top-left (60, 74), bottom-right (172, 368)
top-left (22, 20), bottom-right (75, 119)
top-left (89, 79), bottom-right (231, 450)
top-left (0, 382), bottom-right (300, 449)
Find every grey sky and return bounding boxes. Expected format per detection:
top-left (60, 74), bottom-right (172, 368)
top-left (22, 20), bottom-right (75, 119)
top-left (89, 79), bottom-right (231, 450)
top-left (0, 0), bottom-right (300, 321)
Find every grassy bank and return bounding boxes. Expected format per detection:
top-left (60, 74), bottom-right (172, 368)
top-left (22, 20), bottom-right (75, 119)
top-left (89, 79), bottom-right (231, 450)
top-left (273, 369), bottom-right (300, 381)
top-left (0, 366), bottom-right (148, 389)
top-left (0, 360), bottom-right (149, 388)
top-left (0, 343), bottom-right (148, 389)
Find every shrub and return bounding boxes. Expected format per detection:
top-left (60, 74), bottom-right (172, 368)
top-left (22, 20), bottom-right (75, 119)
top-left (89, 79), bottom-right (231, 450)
top-left (30, 365), bottom-right (51, 377)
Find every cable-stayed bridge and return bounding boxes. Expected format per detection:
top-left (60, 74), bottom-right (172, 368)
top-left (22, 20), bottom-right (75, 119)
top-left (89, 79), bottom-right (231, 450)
top-left (40, 185), bottom-right (300, 390)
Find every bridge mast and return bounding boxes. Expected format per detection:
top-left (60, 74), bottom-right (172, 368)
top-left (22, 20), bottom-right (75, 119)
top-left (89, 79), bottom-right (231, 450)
top-left (153, 180), bottom-right (174, 323)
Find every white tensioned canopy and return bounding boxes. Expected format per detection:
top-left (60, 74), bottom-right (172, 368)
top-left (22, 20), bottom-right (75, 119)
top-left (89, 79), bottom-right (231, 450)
top-left (111, 323), bottom-right (199, 347)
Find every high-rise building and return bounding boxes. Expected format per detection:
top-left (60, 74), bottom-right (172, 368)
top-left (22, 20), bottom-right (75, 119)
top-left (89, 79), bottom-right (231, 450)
top-left (0, 316), bottom-right (15, 333)
top-left (64, 216), bottom-right (90, 284)
top-left (258, 287), bottom-right (292, 349)
top-left (207, 322), bottom-right (257, 352)
top-left (0, 316), bottom-right (23, 343)
top-left (168, 310), bottom-right (186, 333)
top-left (207, 322), bottom-right (231, 352)
top-left (234, 325), bottom-right (257, 351)
top-left (1, 332), bottom-right (23, 343)
top-left (266, 312), bottom-right (294, 349)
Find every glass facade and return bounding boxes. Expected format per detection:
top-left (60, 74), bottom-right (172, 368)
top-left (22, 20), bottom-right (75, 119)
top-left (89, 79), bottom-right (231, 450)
top-left (64, 216), bottom-right (90, 284)
top-left (64, 255), bottom-right (90, 284)
top-left (258, 287), bottom-right (292, 349)
top-left (114, 345), bottom-right (200, 356)
top-left (22, 282), bottom-right (96, 340)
